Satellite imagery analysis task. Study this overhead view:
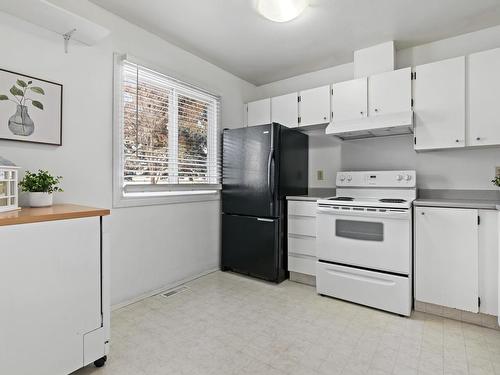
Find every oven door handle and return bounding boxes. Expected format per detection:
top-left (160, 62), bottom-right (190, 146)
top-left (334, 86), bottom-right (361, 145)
top-left (316, 206), bottom-right (410, 220)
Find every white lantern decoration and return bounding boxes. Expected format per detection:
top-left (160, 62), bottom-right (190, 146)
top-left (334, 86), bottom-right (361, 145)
top-left (0, 156), bottom-right (19, 213)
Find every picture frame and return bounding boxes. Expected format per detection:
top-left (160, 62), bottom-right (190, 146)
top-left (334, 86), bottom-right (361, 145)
top-left (0, 68), bottom-right (62, 146)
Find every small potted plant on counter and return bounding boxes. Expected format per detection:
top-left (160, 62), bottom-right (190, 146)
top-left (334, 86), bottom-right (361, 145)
top-left (493, 175), bottom-right (500, 211)
top-left (19, 170), bottom-right (63, 207)
top-left (493, 176), bottom-right (500, 188)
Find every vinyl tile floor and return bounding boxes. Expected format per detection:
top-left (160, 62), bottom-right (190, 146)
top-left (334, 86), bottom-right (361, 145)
top-left (75, 271), bottom-right (500, 375)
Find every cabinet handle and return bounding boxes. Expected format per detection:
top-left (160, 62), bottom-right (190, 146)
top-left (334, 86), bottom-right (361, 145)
top-left (374, 108), bottom-right (379, 112)
top-left (476, 137), bottom-right (481, 141)
top-left (455, 139), bottom-right (460, 143)
top-left (360, 111), bottom-right (364, 115)
top-left (421, 212), bottom-right (425, 215)
top-left (323, 116), bottom-right (327, 120)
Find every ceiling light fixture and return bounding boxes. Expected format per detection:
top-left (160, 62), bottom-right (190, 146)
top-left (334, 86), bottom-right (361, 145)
top-left (256, 0), bottom-right (310, 23)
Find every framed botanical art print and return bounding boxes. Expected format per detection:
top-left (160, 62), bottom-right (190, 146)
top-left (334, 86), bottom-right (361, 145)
top-left (0, 68), bottom-right (62, 146)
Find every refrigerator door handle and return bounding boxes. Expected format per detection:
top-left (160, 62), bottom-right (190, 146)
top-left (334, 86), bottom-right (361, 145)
top-left (257, 218), bottom-right (274, 222)
top-left (267, 149), bottom-right (274, 198)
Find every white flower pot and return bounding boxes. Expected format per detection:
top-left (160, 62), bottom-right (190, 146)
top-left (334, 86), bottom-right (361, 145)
top-left (28, 192), bottom-right (53, 207)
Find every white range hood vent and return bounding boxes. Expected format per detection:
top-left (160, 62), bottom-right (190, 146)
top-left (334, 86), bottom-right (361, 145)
top-left (354, 41), bottom-right (395, 78)
top-left (326, 111), bottom-right (413, 140)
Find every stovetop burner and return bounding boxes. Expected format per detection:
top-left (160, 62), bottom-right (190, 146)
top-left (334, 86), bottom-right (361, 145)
top-left (379, 198), bottom-right (407, 203)
top-left (328, 197), bottom-right (354, 201)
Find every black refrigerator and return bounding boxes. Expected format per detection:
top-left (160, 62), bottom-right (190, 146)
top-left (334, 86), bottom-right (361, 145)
top-left (221, 123), bottom-right (308, 283)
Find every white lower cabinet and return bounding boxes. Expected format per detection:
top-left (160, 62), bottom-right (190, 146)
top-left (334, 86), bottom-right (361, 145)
top-left (287, 200), bottom-right (317, 276)
top-left (415, 206), bottom-right (499, 315)
top-left (0, 215), bottom-right (110, 375)
top-left (478, 210), bottom-right (499, 316)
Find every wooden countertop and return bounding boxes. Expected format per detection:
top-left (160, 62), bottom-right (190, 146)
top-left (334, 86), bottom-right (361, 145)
top-left (0, 204), bottom-right (110, 227)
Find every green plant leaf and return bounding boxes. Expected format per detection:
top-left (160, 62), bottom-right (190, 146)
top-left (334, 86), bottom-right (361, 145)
top-left (10, 85), bottom-right (23, 96)
top-left (16, 79), bottom-right (27, 88)
top-left (30, 86), bottom-right (45, 95)
top-left (32, 100), bottom-right (44, 110)
top-left (18, 170), bottom-right (63, 193)
top-left (0, 95), bottom-right (8, 100)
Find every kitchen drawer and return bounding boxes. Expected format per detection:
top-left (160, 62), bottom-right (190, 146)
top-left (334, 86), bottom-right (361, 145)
top-left (288, 254), bottom-right (316, 275)
top-left (288, 234), bottom-right (316, 257)
top-left (288, 200), bottom-right (317, 217)
top-left (316, 262), bottom-right (411, 316)
top-left (288, 216), bottom-right (316, 237)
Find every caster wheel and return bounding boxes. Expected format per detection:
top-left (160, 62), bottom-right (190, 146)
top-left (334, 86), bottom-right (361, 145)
top-left (94, 356), bottom-right (107, 368)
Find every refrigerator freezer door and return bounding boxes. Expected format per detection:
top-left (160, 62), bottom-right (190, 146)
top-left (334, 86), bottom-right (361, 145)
top-left (222, 214), bottom-right (282, 282)
top-left (222, 124), bottom-right (279, 217)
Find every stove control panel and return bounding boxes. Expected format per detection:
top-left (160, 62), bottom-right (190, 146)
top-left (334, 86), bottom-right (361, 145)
top-left (336, 170), bottom-right (416, 187)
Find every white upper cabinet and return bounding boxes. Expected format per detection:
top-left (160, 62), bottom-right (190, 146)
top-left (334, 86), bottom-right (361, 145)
top-left (246, 98), bottom-right (271, 127)
top-left (271, 92), bottom-right (299, 128)
top-left (299, 85), bottom-right (331, 126)
top-left (415, 207), bottom-right (479, 313)
top-left (368, 67), bottom-right (412, 116)
top-left (414, 56), bottom-right (466, 150)
top-left (331, 78), bottom-right (367, 122)
top-left (469, 48), bottom-right (500, 147)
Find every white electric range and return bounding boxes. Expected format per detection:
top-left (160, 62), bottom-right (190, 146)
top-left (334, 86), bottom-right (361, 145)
top-left (316, 170), bottom-right (416, 316)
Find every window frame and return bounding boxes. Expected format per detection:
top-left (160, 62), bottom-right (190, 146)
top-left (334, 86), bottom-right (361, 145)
top-left (113, 53), bottom-right (221, 208)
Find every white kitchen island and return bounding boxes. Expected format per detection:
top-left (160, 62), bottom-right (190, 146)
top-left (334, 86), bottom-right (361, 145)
top-left (0, 204), bottom-right (111, 375)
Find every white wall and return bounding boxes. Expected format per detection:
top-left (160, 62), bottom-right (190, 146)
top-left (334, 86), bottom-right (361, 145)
top-left (252, 25), bottom-right (500, 190)
top-left (0, 1), bottom-right (255, 306)
top-left (304, 130), bottom-right (342, 188)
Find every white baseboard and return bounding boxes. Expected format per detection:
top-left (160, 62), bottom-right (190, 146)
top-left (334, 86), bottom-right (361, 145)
top-left (111, 267), bottom-right (220, 311)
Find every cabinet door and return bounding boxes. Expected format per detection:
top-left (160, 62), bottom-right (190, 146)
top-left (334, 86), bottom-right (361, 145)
top-left (469, 48), bottom-right (500, 146)
top-left (369, 67), bottom-right (411, 116)
top-left (0, 218), bottom-right (101, 375)
top-left (299, 85), bottom-right (331, 126)
top-left (478, 210), bottom-right (498, 315)
top-left (414, 56), bottom-right (466, 150)
top-left (247, 98), bottom-right (271, 127)
top-left (331, 78), bottom-right (367, 122)
top-left (415, 207), bottom-right (478, 312)
top-left (271, 92), bottom-right (298, 128)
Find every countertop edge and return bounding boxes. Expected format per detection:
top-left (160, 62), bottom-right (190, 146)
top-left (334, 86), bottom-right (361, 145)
top-left (0, 204), bottom-right (111, 227)
top-left (286, 196), bottom-right (321, 201)
top-left (413, 199), bottom-right (499, 210)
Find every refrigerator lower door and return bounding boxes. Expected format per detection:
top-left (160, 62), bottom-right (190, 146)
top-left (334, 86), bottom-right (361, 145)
top-left (222, 214), bottom-right (282, 282)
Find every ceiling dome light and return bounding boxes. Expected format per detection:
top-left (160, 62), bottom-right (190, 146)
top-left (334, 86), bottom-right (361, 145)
top-left (257, 0), bottom-right (310, 22)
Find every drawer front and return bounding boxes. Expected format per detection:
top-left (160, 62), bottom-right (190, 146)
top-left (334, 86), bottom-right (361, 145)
top-left (288, 200), bottom-right (317, 217)
top-left (288, 216), bottom-right (316, 237)
top-left (316, 262), bottom-right (411, 316)
top-left (288, 235), bottom-right (316, 257)
top-left (288, 254), bottom-right (316, 275)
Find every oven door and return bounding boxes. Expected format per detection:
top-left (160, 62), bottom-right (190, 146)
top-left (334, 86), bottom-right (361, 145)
top-left (316, 205), bottom-right (411, 274)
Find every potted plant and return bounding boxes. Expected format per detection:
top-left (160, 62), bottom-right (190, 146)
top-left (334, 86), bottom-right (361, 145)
top-left (493, 176), bottom-right (500, 188)
top-left (19, 170), bottom-right (63, 207)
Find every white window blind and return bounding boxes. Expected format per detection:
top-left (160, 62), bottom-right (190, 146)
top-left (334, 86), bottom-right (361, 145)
top-left (118, 59), bottom-right (221, 197)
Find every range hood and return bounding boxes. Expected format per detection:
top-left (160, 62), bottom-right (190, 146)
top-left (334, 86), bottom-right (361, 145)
top-left (326, 41), bottom-right (414, 140)
top-left (326, 111), bottom-right (414, 140)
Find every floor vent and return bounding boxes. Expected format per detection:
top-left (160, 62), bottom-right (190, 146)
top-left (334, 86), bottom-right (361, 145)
top-left (161, 286), bottom-right (190, 298)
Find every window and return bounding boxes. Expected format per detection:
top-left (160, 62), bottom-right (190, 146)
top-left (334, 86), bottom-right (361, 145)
top-left (113, 55), bottom-right (221, 207)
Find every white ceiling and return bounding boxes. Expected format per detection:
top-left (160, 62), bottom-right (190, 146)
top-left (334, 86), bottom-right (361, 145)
top-left (90, 0), bottom-right (500, 85)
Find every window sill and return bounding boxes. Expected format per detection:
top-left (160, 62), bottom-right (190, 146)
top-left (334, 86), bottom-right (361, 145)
top-left (113, 190), bottom-right (220, 208)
